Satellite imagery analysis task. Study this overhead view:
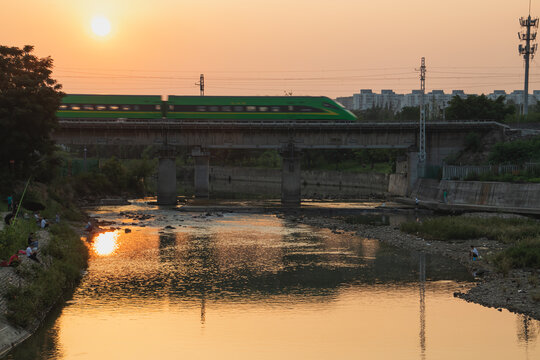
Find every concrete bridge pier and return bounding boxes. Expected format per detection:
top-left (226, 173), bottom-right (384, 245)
top-left (157, 147), bottom-right (177, 205)
top-left (407, 151), bottom-right (419, 194)
top-left (192, 147), bottom-right (210, 198)
top-left (280, 144), bottom-right (302, 207)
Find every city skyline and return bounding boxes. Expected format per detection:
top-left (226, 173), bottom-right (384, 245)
top-left (336, 88), bottom-right (540, 112)
top-left (1, 0), bottom-right (539, 96)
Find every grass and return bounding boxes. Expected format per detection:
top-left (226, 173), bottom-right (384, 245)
top-left (0, 218), bottom-right (37, 260)
top-left (400, 216), bottom-right (540, 243)
top-left (492, 240), bottom-right (540, 273)
top-left (400, 216), bottom-right (540, 271)
top-left (4, 223), bottom-right (88, 328)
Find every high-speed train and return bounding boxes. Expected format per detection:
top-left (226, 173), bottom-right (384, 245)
top-left (56, 94), bottom-right (357, 122)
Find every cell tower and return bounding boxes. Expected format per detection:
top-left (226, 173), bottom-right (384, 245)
top-left (417, 58), bottom-right (427, 165)
top-left (518, 2), bottom-right (538, 115)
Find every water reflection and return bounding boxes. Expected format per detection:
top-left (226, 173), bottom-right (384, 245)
top-left (419, 253), bottom-right (426, 360)
top-left (4, 206), bottom-right (540, 360)
top-left (92, 231), bottom-right (119, 256)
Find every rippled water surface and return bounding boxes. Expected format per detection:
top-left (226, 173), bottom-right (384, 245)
top-left (5, 201), bottom-right (540, 360)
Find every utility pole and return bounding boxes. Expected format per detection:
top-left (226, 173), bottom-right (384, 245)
top-left (416, 58), bottom-right (427, 172)
top-left (196, 74), bottom-right (205, 96)
top-left (518, 2), bottom-right (538, 116)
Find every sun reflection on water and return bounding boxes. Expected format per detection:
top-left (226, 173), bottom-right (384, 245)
top-left (93, 231), bottom-right (119, 256)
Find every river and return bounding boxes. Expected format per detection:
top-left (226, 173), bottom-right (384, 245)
top-left (3, 200), bottom-right (540, 360)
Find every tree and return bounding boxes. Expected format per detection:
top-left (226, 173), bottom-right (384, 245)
top-left (445, 95), bottom-right (514, 121)
top-left (0, 45), bottom-right (64, 176)
top-left (398, 106), bottom-right (420, 121)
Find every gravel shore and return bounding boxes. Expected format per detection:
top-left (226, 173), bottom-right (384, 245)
top-left (285, 212), bottom-right (540, 321)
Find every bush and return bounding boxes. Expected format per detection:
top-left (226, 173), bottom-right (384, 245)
top-left (0, 219), bottom-right (37, 260)
top-left (493, 240), bottom-right (540, 270)
top-left (488, 136), bottom-right (540, 164)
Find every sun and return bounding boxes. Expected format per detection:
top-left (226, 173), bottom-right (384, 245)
top-left (91, 16), bottom-right (111, 37)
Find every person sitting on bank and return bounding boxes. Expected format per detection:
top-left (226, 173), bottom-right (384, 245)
top-left (28, 233), bottom-right (38, 248)
top-left (85, 221), bottom-right (93, 232)
top-left (26, 245), bottom-right (39, 263)
top-left (469, 245), bottom-right (479, 261)
top-left (41, 218), bottom-right (48, 229)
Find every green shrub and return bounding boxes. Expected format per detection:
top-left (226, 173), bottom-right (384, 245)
top-left (493, 240), bottom-right (540, 270)
top-left (0, 219), bottom-right (37, 260)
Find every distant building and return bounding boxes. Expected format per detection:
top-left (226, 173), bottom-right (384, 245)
top-left (352, 89), bottom-right (376, 110)
top-left (379, 89), bottom-right (403, 111)
top-left (335, 96), bottom-right (353, 109)
top-left (336, 89), bottom-right (538, 113)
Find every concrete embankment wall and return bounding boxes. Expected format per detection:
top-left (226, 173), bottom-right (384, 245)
top-left (411, 178), bottom-right (540, 212)
top-left (179, 166), bottom-right (391, 198)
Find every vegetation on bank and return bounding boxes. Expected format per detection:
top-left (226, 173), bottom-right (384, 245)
top-left (399, 216), bottom-right (540, 272)
top-left (444, 132), bottom-right (540, 183)
top-left (4, 223), bottom-right (88, 328)
top-left (0, 180), bottom-right (89, 329)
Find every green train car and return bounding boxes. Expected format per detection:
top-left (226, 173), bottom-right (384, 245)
top-left (166, 96), bottom-right (357, 121)
top-left (57, 95), bottom-right (357, 122)
top-left (57, 94), bottom-right (163, 120)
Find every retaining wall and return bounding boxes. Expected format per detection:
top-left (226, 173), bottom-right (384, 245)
top-left (411, 178), bottom-right (540, 211)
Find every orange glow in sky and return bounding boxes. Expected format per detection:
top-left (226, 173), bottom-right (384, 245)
top-left (1, 0), bottom-right (538, 96)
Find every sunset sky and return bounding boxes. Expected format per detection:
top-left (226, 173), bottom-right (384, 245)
top-left (1, 0), bottom-right (538, 97)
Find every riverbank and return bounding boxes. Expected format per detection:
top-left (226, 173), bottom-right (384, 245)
top-left (0, 222), bottom-right (88, 358)
top-left (0, 229), bottom-right (50, 357)
top-left (285, 212), bottom-right (540, 320)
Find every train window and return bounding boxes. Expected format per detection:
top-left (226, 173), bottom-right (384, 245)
top-left (234, 106), bottom-right (244, 112)
top-left (169, 105), bottom-right (174, 111)
top-left (83, 105), bottom-right (94, 110)
top-left (298, 107), bottom-right (314, 112)
top-left (155, 105), bottom-right (161, 110)
top-left (59, 105), bottom-right (68, 110)
top-left (271, 106), bottom-right (280, 112)
top-left (122, 105), bottom-right (131, 111)
top-left (323, 102), bottom-right (338, 109)
top-left (133, 105), bottom-right (139, 111)
top-left (209, 106), bottom-right (219, 112)
top-left (246, 106), bottom-right (256, 112)
top-left (96, 105), bottom-right (107, 111)
top-left (288, 106), bottom-right (294, 111)
top-left (197, 106), bottom-right (207, 112)
top-left (109, 105), bottom-right (119, 110)
top-left (221, 106), bottom-right (232, 112)
top-left (258, 106), bottom-right (269, 112)
top-left (70, 105), bottom-right (81, 110)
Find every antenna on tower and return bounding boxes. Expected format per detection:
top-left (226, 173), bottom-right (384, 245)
top-left (518, 4), bottom-right (538, 116)
top-left (195, 74), bottom-right (205, 96)
top-left (415, 57), bottom-right (427, 173)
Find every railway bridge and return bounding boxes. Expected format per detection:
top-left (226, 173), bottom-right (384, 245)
top-left (52, 119), bottom-right (507, 206)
